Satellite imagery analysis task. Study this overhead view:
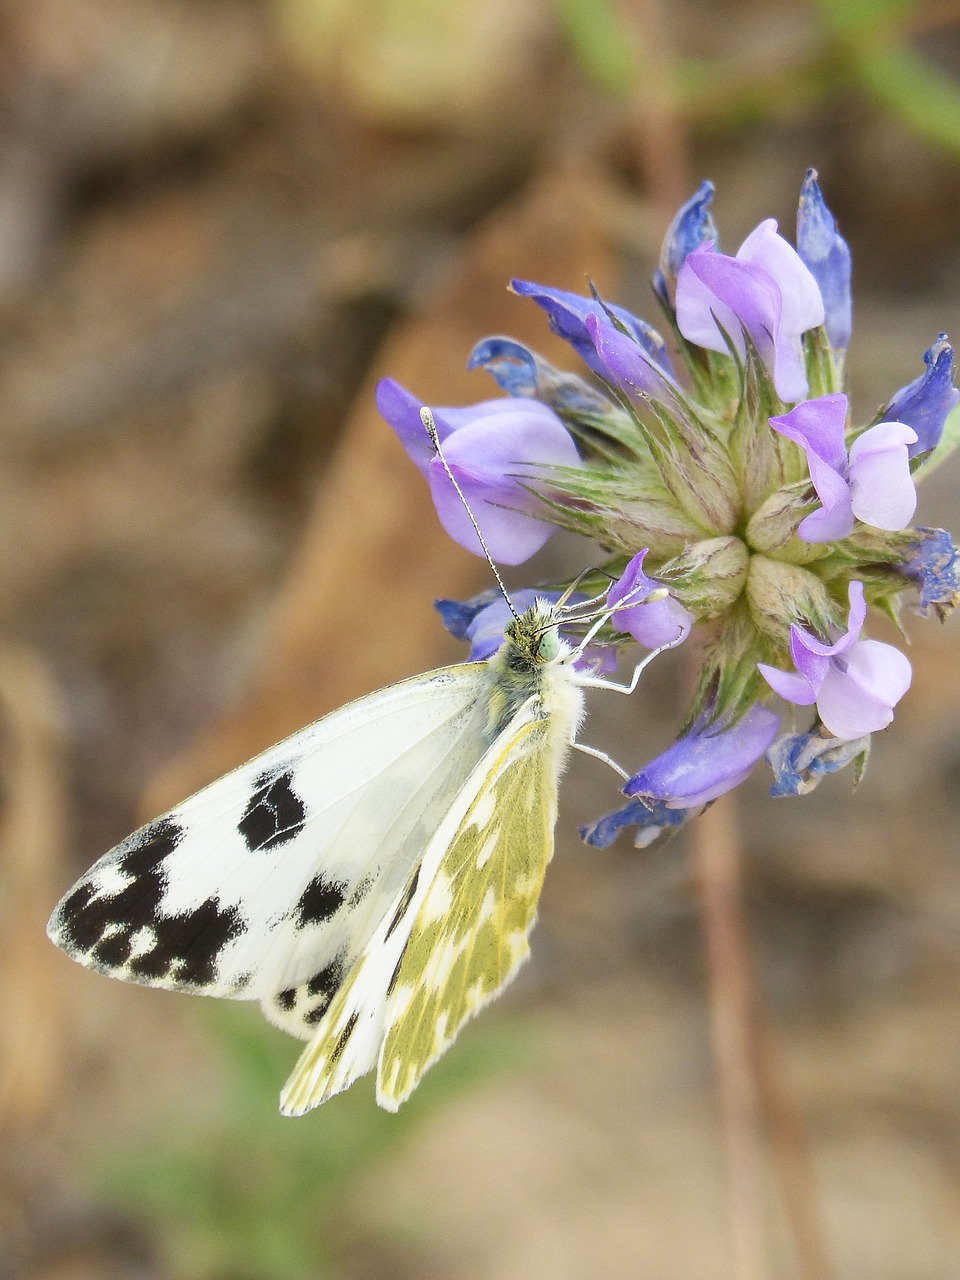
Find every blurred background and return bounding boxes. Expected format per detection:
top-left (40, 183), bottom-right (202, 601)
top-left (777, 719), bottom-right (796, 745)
top-left (0, 0), bottom-right (959, 1277)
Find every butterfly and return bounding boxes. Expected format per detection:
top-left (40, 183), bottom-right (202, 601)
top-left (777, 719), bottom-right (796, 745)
top-left (48, 412), bottom-right (667, 1113)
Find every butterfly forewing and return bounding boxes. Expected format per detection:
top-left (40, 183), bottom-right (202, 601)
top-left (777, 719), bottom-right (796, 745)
top-left (48, 665), bottom-right (490, 1002)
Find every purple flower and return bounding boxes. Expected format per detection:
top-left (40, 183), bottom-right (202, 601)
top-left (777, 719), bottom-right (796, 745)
top-left (580, 794), bottom-right (691, 849)
top-left (435, 589), bottom-right (617, 672)
top-left (767, 729), bottom-right (870, 797)
top-left (882, 335), bottom-right (960, 457)
top-left (769, 394), bottom-right (917, 541)
top-left (376, 378), bottom-right (581, 565)
top-left (584, 311), bottom-right (678, 404)
top-left (796, 169), bottom-right (852, 352)
top-left (467, 336), bottom-right (612, 416)
top-left (654, 179), bottom-right (717, 307)
top-left (624, 703), bottom-right (781, 806)
top-left (757, 581), bottom-right (912, 739)
top-left (607, 550), bottom-right (693, 649)
top-left (675, 220), bottom-right (824, 402)
top-left (905, 527), bottom-right (960, 619)
top-left (581, 704), bottom-right (781, 848)
top-left (510, 279), bottom-right (674, 381)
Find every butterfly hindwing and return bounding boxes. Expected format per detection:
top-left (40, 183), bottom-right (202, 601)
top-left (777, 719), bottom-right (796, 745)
top-left (48, 665), bottom-right (490, 1004)
top-left (278, 698), bottom-right (564, 1115)
top-left (377, 710), bottom-right (560, 1109)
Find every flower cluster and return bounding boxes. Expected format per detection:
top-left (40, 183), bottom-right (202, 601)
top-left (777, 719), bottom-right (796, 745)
top-left (377, 170), bottom-right (960, 844)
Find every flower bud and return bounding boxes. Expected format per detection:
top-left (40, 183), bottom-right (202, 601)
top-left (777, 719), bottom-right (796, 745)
top-left (745, 555), bottom-right (837, 642)
top-left (657, 536), bottom-right (749, 618)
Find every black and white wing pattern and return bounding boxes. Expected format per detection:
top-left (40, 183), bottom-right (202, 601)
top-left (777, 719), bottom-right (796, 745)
top-left (48, 664), bottom-right (492, 1036)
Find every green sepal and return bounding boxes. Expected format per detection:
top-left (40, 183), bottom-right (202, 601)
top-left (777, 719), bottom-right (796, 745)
top-left (802, 325), bottom-right (842, 398)
top-left (745, 555), bottom-right (842, 646)
top-left (656, 535), bottom-right (749, 618)
top-left (685, 600), bottom-right (773, 731)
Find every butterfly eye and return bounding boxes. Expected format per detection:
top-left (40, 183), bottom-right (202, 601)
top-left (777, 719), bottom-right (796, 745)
top-left (537, 630), bottom-right (561, 661)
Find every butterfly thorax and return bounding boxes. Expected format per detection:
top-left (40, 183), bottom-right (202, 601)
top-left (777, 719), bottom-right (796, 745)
top-left (482, 600), bottom-right (585, 746)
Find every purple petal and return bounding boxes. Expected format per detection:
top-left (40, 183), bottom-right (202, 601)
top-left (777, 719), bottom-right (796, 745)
top-left (757, 662), bottom-right (819, 705)
top-left (607, 550), bottom-right (693, 649)
top-left (906, 527), bottom-right (960, 617)
top-left (791, 580), bottom-right (866, 661)
top-left (467, 337), bottom-right (612, 416)
top-left (676, 245), bottom-right (780, 366)
top-left (796, 169), bottom-right (852, 351)
top-left (767, 729), bottom-right (869, 797)
top-left (815, 640), bottom-right (912, 739)
top-left (510, 279), bottom-right (673, 378)
top-left (848, 421), bottom-right (918, 530)
top-left (580, 796), bottom-right (689, 849)
top-left (883, 335), bottom-right (960, 457)
top-left (769, 394), bottom-right (848, 470)
top-left (624, 705), bottom-right (781, 808)
top-left (736, 219), bottom-right (825, 342)
top-left (425, 400), bottom-right (580, 564)
top-left (654, 179), bottom-right (717, 305)
top-left (585, 311), bottom-right (676, 402)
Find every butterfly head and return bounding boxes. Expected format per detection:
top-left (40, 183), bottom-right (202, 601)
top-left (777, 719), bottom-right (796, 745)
top-left (503, 600), bottom-right (565, 666)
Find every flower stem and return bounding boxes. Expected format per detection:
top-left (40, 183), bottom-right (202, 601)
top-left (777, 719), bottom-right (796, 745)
top-left (693, 792), bottom-right (769, 1280)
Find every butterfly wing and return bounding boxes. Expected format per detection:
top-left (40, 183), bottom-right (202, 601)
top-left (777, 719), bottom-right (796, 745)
top-left (279, 697), bottom-right (564, 1114)
top-left (47, 664), bottom-right (491, 1010)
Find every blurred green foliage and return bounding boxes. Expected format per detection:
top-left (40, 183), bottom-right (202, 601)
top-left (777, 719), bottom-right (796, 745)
top-left (90, 1003), bottom-right (535, 1280)
top-left (555, 0), bottom-right (960, 154)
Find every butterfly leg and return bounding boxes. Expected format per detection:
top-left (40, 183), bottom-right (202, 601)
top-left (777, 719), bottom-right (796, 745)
top-left (577, 632), bottom-right (680, 696)
top-left (571, 740), bottom-right (630, 780)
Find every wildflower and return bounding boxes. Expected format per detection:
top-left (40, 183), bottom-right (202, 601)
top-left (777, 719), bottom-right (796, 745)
top-left (380, 173), bottom-right (959, 842)
top-left (376, 377), bottom-right (581, 564)
top-left (758, 581), bottom-right (912, 739)
top-left (607, 550), bottom-right (694, 649)
top-left (882, 335), bottom-right (960, 457)
top-left (796, 168), bottom-right (852, 352)
top-left (769, 394), bottom-right (917, 541)
top-left (767, 729), bottom-right (870, 797)
top-left (582, 705), bottom-right (781, 848)
top-left (675, 220), bottom-right (824, 402)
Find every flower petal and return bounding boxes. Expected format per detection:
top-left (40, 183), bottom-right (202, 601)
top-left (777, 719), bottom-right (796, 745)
top-left (736, 218), bottom-right (825, 343)
top-left (510, 279), bottom-right (673, 378)
top-left (585, 311), bottom-right (677, 402)
top-left (654, 179), bottom-right (717, 305)
top-left (676, 245), bottom-right (779, 364)
top-left (769, 394), bottom-right (848, 471)
top-left (796, 169), bottom-right (852, 351)
top-left (883, 335), bottom-right (960, 457)
top-left (425, 400), bottom-right (580, 564)
top-left (757, 662), bottom-right (819, 706)
top-left (815, 640), bottom-right (912, 739)
top-left (848, 421), bottom-right (918, 531)
top-left (624, 705), bottom-right (780, 807)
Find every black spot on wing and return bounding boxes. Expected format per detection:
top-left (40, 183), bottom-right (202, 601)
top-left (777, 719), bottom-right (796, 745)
top-left (57, 817), bottom-right (183, 956)
top-left (330, 1010), bottom-right (359, 1065)
top-left (275, 987), bottom-right (297, 1012)
top-left (296, 875), bottom-right (346, 927)
top-left (238, 769), bottom-right (307, 853)
top-left (304, 957), bottom-right (346, 1025)
top-left (127, 896), bottom-right (242, 986)
top-left (385, 865), bottom-right (420, 941)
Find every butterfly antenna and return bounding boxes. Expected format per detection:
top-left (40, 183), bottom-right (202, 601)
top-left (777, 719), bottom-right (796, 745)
top-left (420, 407), bottom-right (519, 622)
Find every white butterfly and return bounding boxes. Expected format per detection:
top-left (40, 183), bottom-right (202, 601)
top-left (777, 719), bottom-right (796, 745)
top-left (48, 412), bottom-right (668, 1113)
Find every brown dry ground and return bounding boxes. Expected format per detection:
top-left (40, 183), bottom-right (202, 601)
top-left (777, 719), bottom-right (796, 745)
top-left (0, 3), bottom-right (959, 1278)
